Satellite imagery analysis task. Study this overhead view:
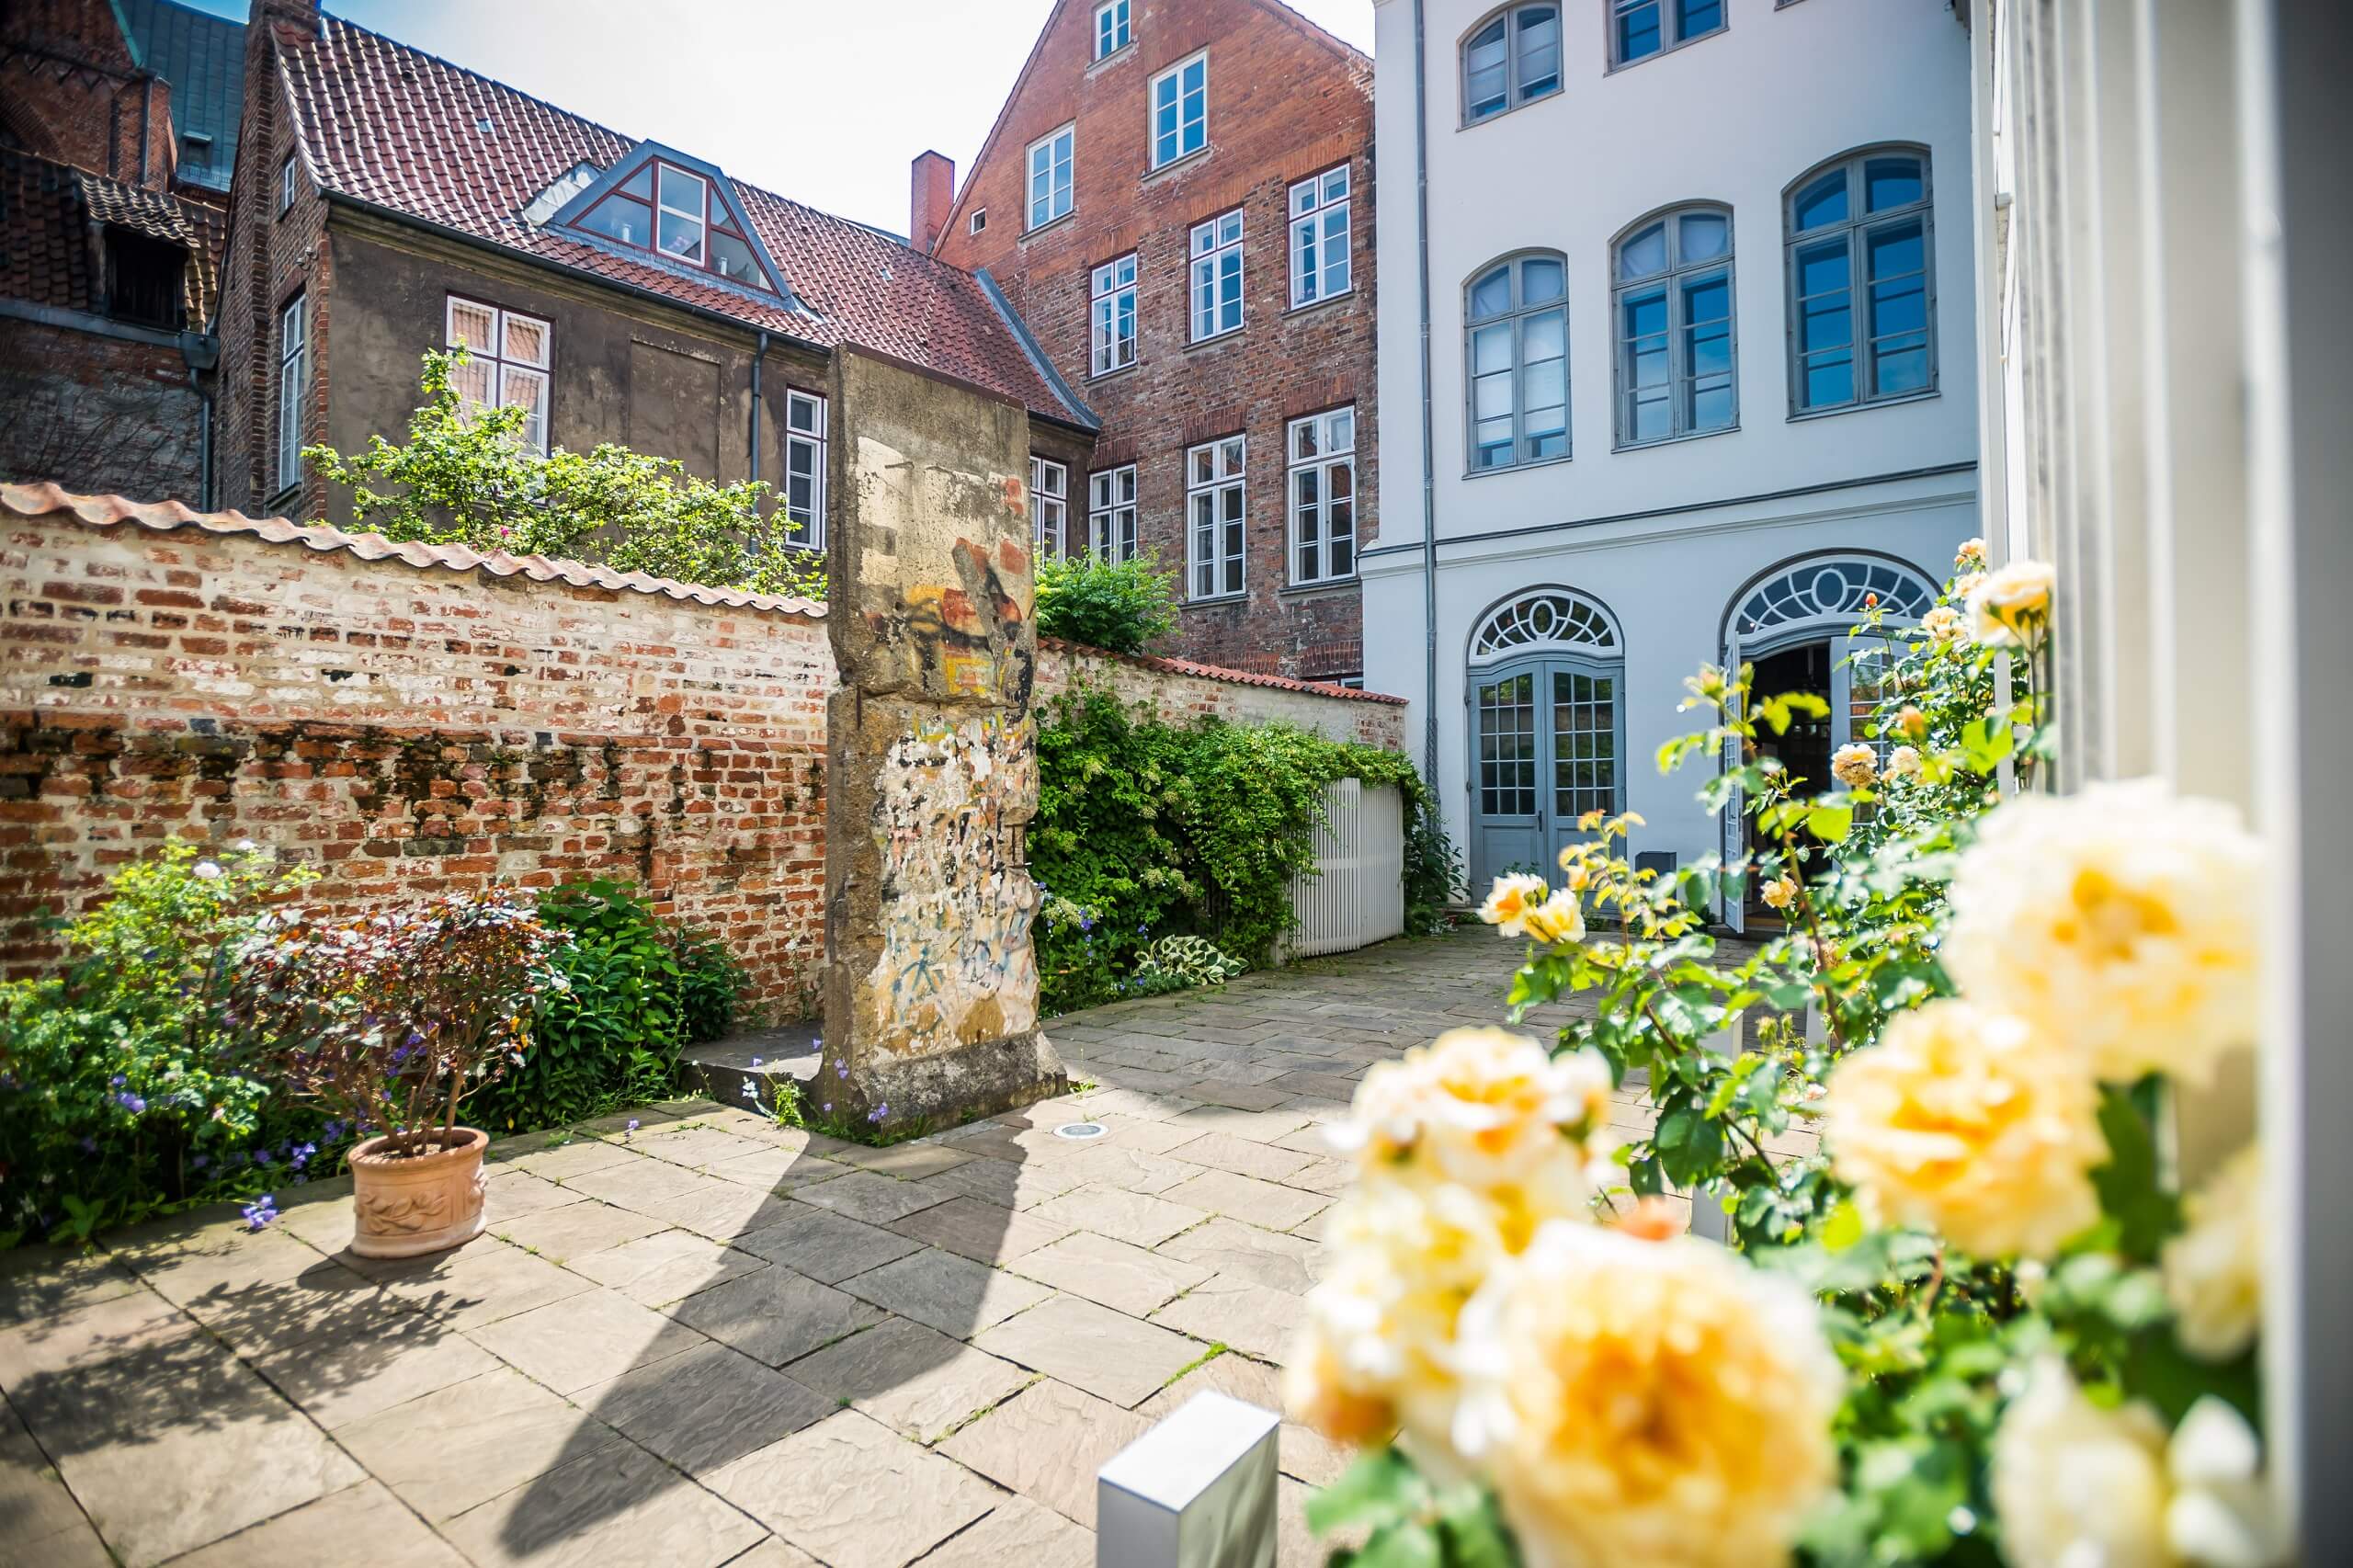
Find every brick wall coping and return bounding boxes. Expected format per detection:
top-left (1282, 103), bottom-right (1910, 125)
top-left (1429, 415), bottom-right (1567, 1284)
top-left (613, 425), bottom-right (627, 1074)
top-left (2, 481), bottom-right (1404, 705)
top-left (1040, 637), bottom-right (1406, 706)
top-left (0, 482), bottom-right (826, 617)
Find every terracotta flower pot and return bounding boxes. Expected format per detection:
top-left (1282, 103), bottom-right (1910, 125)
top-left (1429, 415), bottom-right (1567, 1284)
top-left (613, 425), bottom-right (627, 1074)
top-left (347, 1127), bottom-right (490, 1258)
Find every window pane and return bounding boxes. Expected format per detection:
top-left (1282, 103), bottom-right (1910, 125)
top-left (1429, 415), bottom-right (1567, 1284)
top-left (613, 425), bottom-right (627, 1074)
top-left (1622, 290), bottom-right (1668, 350)
top-left (1797, 238), bottom-right (1851, 300)
top-left (657, 165), bottom-right (702, 215)
top-left (576, 196), bottom-right (647, 245)
top-left (1866, 219), bottom-right (1925, 284)
top-left (619, 164), bottom-right (654, 199)
top-left (1801, 293), bottom-right (1852, 355)
top-left (449, 299), bottom-right (494, 352)
top-left (1472, 321), bottom-right (1515, 378)
top-left (1519, 255), bottom-right (1565, 304)
top-left (1791, 170), bottom-right (1848, 233)
top-left (1617, 222), bottom-right (1667, 280)
top-left (1872, 340), bottom-right (1929, 396)
top-left (1683, 274), bottom-right (1732, 371)
top-left (1516, 6), bottom-right (1562, 97)
top-left (1677, 0), bottom-right (1722, 36)
top-left (1864, 155), bottom-right (1925, 211)
top-left (1465, 19), bottom-right (1507, 119)
top-left (1469, 265), bottom-right (1514, 319)
top-left (1615, 0), bottom-right (1661, 61)
top-left (657, 207), bottom-right (704, 261)
top-left (1678, 210), bottom-right (1729, 263)
top-left (1804, 352), bottom-right (1856, 408)
top-left (449, 355), bottom-right (492, 406)
top-left (1521, 305), bottom-right (1566, 363)
top-left (710, 228), bottom-right (764, 285)
top-left (1474, 417), bottom-right (1513, 469)
top-left (501, 366), bottom-right (547, 449)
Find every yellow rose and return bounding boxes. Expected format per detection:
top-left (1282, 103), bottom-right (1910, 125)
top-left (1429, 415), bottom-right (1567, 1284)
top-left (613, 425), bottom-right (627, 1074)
top-left (1957, 537), bottom-right (1987, 569)
top-left (1884, 744), bottom-right (1923, 781)
top-left (1520, 889), bottom-right (1586, 946)
top-left (1954, 569), bottom-right (1988, 600)
top-left (1832, 742), bottom-right (1880, 789)
top-left (1897, 703), bottom-right (1928, 741)
top-left (1992, 1359), bottom-right (2289, 1568)
top-left (1760, 873), bottom-right (1799, 911)
top-left (1966, 559), bottom-right (2056, 648)
top-left (1327, 1028), bottom-right (1612, 1199)
top-left (1944, 779), bottom-right (2262, 1085)
top-left (1822, 1001), bottom-right (2107, 1258)
top-left (2163, 1144), bottom-right (2264, 1361)
top-left (1923, 604), bottom-right (1968, 645)
top-left (1452, 1222), bottom-right (1841, 1568)
top-left (1479, 872), bottom-right (1549, 937)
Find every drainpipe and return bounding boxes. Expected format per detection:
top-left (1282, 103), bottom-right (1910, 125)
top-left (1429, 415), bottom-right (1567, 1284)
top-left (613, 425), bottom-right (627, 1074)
top-left (1412, 0), bottom-right (1440, 793)
top-left (139, 77), bottom-right (153, 186)
top-left (748, 330), bottom-right (767, 490)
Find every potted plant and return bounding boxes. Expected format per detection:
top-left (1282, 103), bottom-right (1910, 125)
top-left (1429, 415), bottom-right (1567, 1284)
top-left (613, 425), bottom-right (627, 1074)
top-left (227, 892), bottom-right (566, 1257)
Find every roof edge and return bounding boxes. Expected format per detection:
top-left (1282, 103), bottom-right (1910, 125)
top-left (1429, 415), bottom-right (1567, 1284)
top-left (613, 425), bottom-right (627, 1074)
top-left (1040, 636), bottom-right (1407, 706)
top-left (975, 268), bottom-right (1099, 431)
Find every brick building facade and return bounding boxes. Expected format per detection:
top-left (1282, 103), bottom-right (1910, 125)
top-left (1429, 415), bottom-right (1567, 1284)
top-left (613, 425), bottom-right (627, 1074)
top-left (931, 0), bottom-right (1376, 685)
top-left (0, 0), bottom-right (239, 502)
top-left (210, 0), bottom-right (1096, 536)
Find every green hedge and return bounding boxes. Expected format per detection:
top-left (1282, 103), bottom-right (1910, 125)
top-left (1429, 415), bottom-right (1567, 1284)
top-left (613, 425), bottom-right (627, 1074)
top-left (1030, 687), bottom-right (1456, 1014)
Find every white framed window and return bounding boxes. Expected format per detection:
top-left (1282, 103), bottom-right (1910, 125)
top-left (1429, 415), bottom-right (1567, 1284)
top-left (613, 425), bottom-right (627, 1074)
top-left (1610, 0), bottom-right (1726, 69)
top-left (1189, 210), bottom-right (1244, 342)
top-left (655, 163), bottom-right (708, 264)
top-left (278, 153), bottom-right (298, 216)
top-left (274, 292), bottom-right (306, 494)
top-left (1462, 4), bottom-right (1563, 124)
top-left (1027, 125), bottom-right (1074, 230)
top-left (1185, 436), bottom-right (1245, 599)
top-left (1289, 165), bottom-right (1351, 308)
top-left (1288, 407), bottom-right (1356, 585)
top-left (1030, 456), bottom-right (1070, 557)
top-left (1151, 52), bottom-right (1208, 168)
top-left (784, 390), bottom-right (825, 548)
top-left (970, 208), bottom-right (987, 234)
top-left (1095, 0), bottom-right (1131, 59)
top-left (1091, 253), bottom-right (1137, 375)
top-left (1785, 147), bottom-right (1935, 413)
top-left (1088, 465), bottom-right (1138, 562)
top-left (1465, 251), bottom-right (1569, 469)
top-left (445, 296), bottom-right (552, 454)
top-left (1613, 205), bottom-right (1736, 446)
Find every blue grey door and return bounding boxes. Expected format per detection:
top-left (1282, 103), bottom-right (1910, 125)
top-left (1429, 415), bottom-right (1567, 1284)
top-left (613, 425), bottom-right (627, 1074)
top-left (1470, 658), bottom-right (1622, 893)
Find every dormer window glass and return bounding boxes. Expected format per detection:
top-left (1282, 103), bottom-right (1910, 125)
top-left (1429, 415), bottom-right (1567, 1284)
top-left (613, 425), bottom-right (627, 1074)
top-left (567, 155), bottom-right (779, 295)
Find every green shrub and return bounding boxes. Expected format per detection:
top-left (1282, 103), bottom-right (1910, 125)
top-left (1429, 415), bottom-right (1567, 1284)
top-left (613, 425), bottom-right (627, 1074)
top-left (1030, 687), bottom-right (1453, 1013)
top-left (1129, 935), bottom-right (1246, 997)
top-left (669, 924), bottom-right (750, 1045)
top-left (0, 845), bottom-right (335, 1244)
top-left (1034, 551), bottom-right (1177, 654)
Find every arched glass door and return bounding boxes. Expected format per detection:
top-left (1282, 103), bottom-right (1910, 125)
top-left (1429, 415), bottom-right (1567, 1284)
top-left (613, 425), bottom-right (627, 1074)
top-left (1470, 655), bottom-right (1623, 891)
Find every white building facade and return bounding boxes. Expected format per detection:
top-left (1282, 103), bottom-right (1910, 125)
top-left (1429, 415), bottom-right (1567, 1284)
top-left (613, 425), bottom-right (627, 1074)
top-left (1365, 0), bottom-right (1979, 903)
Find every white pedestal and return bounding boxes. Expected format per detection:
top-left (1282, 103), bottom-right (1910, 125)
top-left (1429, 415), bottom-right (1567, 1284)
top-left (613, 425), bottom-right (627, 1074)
top-left (1097, 1391), bottom-right (1279, 1568)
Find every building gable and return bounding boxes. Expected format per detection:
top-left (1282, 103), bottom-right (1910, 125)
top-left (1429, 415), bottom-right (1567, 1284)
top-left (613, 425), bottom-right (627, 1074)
top-left (546, 141), bottom-right (793, 308)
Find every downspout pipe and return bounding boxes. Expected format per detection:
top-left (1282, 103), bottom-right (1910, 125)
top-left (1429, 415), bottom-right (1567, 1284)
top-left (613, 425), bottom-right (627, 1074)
top-left (1413, 0), bottom-right (1441, 799)
top-left (749, 329), bottom-right (767, 491)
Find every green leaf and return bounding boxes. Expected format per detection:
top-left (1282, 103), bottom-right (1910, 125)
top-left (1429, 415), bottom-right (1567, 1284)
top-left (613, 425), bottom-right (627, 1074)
top-left (1356, 1523), bottom-right (1441, 1568)
top-left (1804, 805), bottom-right (1853, 843)
top-left (2090, 1082), bottom-right (2183, 1260)
top-left (1306, 1449), bottom-right (1428, 1539)
top-left (1822, 1199), bottom-right (1866, 1252)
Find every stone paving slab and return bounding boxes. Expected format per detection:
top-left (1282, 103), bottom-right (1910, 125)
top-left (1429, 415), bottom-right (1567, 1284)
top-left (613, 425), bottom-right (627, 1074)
top-left (0, 929), bottom-right (1673, 1568)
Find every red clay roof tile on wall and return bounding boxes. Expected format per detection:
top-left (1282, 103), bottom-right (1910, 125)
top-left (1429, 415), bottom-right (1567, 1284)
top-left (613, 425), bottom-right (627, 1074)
top-left (280, 14), bottom-right (1084, 425)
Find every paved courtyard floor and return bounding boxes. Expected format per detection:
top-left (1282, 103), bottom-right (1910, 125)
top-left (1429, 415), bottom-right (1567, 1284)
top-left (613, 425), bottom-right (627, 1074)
top-left (0, 928), bottom-right (1692, 1568)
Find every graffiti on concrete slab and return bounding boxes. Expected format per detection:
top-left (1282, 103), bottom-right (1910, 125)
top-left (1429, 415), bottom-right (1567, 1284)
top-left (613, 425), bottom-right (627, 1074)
top-left (857, 708), bottom-right (1040, 1057)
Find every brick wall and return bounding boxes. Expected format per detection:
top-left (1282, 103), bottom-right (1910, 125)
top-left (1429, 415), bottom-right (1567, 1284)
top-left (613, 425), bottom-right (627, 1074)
top-left (934, 0), bottom-right (1376, 684)
top-left (0, 497), bottom-right (1402, 1015)
top-left (0, 321), bottom-right (208, 502)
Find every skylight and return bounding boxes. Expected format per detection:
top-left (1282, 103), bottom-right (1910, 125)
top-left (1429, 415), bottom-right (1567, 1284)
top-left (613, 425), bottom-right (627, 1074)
top-left (557, 146), bottom-right (782, 298)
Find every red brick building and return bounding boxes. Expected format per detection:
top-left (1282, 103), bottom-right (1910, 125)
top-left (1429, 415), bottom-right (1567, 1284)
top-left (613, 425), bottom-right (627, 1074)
top-left (0, 0), bottom-right (240, 501)
top-left (210, 1), bottom-right (1096, 532)
top-left (930, 0), bottom-right (1375, 684)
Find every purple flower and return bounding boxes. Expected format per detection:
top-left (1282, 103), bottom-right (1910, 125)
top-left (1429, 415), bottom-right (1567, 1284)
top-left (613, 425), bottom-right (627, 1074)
top-left (80, 1137), bottom-right (97, 1153)
top-left (241, 1194), bottom-right (278, 1233)
top-left (109, 1074), bottom-right (127, 1087)
top-left (252, 1150), bottom-right (272, 1167)
top-left (1078, 915), bottom-right (1096, 932)
top-left (116, 1093), bottom-right (146, 1113)
top-left (751, 1057), bottom-right (764, 1068)
top-left (191, 1153), bottom-right (209, 1170)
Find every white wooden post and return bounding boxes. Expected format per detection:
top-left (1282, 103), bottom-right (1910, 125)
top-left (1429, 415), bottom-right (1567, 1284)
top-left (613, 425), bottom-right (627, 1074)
top-left (1097, 1392), bottom-right (1279, 1568)
top-left (1686, 1018), bottom-right (1742, 1244)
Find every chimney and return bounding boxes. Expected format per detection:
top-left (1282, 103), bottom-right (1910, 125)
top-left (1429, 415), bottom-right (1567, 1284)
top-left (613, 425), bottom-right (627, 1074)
top-left (910, 151), bottom-right (954, 254)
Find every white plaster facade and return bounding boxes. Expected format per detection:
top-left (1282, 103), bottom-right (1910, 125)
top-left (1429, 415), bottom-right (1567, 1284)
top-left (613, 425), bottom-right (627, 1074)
top-left (1365, 0), bottom-right (1980, 891)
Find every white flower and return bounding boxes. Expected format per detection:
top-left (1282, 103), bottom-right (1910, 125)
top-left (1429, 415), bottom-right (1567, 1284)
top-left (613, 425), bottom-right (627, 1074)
top-left (193, 861), bottom-right (223, 881)
top-left (1520, 889), bottom-right (1586, 946)
top-left (1760, 873), bottom-right (1799, 911)
top-left (1967, 560), bottom-right (2056, 648)
top-left (1992, 1359), bottom-right (2287, 1568)
top-left (1884, 744), bottom-right (1923, 781)
top-left (1924, 604), bottom-right (1969, 645)
top-left (1832, 743), bottom-right (1880, 790)
top-left (1479, 872), bottom-right (1549, 937)
top-left (2163, 1144), bottom-right (2265, 1361)
top-left (1957, 537), bottom-right (1988, 569)
top-left (1944, 779), bottom-right (2263, 1085)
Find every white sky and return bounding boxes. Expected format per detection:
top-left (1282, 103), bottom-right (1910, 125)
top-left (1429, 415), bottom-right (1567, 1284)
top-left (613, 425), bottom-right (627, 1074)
top-left (187, 0), bottom-right (1378, 234)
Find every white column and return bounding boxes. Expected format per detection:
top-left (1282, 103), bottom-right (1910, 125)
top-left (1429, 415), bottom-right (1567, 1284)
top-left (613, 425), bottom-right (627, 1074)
top-left (1097, 1392), bottom-right (1279, 1568)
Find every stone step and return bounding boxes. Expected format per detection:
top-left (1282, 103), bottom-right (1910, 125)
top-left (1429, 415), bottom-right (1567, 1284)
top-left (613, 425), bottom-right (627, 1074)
top-left (680, 1024), bottom-right (821, 1116)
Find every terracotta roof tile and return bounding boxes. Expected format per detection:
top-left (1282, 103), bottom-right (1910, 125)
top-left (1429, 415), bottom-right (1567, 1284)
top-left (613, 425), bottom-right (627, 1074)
top-left (0, 152), bottom-right (217, 322)
top-left (282, 13), bottom-right (1087, 426)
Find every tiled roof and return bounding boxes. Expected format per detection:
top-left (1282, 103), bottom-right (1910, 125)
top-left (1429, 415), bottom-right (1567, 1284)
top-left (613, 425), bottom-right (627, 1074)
top-left (0, 152), bottom-right (216, 322)
top-left (0, 483), bottom-right (1401, 704)
top-left (278, 13), bottom-right (1091, 427)
top-left (0, 483), bottom-right (825, 617)
top-left (118, 0), bottom-right (246, 193)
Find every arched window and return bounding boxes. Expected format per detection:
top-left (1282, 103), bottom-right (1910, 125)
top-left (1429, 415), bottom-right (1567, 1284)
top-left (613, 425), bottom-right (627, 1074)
top-left (1726, 553), bottom-right (1936, 653)
top-left (1465, 252), bottom-right (1570, 472)
top-left (1612, 204), bottom-right (1735, 447)
top-left (1786, 147), bottom-right (1935, 413)
top-left (1469, 587), bottom-right (1621, 664)
top-left (1462, 5), bottom-right (1563, 125)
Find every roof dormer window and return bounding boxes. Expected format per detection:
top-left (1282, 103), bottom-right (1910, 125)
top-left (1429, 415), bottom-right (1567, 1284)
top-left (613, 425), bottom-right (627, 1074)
top-left (562, 150), bottom-right (781, 297)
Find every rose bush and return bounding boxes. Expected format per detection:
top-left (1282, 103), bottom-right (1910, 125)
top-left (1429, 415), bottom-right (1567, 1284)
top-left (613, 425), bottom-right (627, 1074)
top-left (1294, 541), bottom-right (2285, 1568)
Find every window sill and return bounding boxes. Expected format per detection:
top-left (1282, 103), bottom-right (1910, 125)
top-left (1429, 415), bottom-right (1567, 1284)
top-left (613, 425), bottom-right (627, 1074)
top-left (1020, 210), bottom-right (1076, 242)
top-left (1142, 146), bottom-right (1212, 186)
top-left (1184, 325), bottom-right (1245, 353)
top-left (1086, 41), bottom-right (1134, 74)
top-left (1605, 23), bottom-right (1729, 75)
top-left (1456, 84), bottom-right (1563, 132)
top-left (1613, 423), bottom-right (1738, 454)
top-left (1281, 290), bottom-right (1357, 321)
top-left (1463, 451), bottom-right (1574, 481)
top-left (1280, 577), bottom-right (1359, 599)
top-left (1785, 386), bottom-right (1939, 423)
top-left (1088, 361), bottom-right (1139, 385)
top-left (1182, 591), bottom-right (1249, 609)
top-left (267, 483), bottom-right (301, 513)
